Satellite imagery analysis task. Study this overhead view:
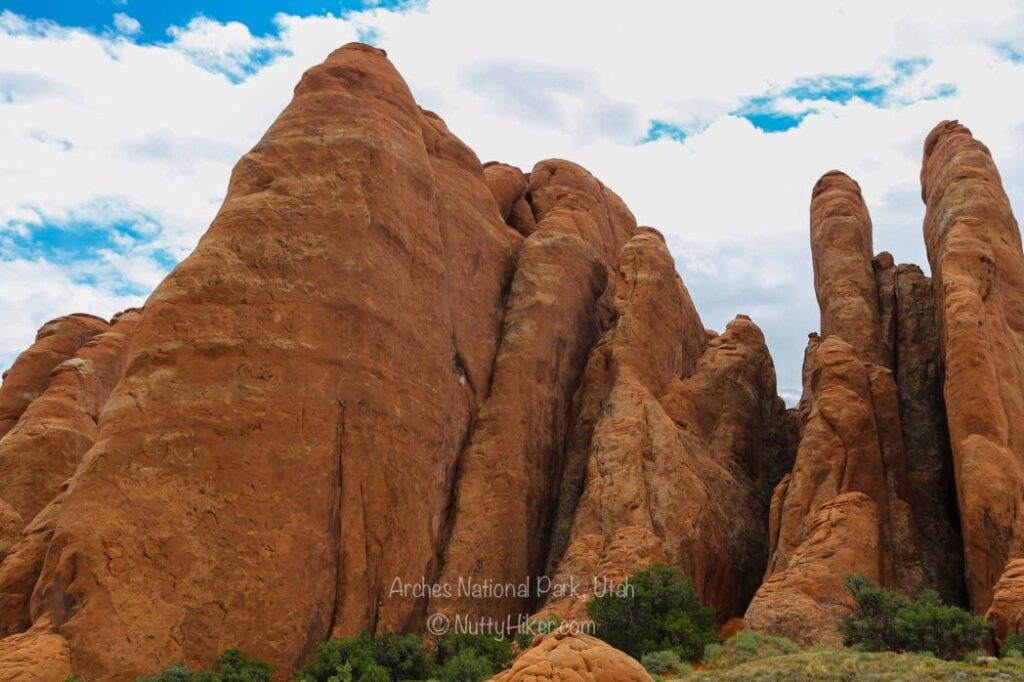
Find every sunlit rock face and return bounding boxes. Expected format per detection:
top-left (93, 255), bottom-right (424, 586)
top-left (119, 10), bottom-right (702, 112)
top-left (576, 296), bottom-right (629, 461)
top-left (0, 40), bottom-right (1022, 680)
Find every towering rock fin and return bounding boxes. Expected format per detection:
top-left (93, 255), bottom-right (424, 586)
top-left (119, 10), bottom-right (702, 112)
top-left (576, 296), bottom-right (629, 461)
top-left (746, 167), bottom-right (963, 643)
top-left (921, 121), bottom-right (1024, 630)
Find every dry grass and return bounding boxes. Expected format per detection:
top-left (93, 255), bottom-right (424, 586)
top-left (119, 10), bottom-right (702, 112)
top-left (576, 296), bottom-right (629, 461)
top-left (672, 648), bottom-right (1024, 681)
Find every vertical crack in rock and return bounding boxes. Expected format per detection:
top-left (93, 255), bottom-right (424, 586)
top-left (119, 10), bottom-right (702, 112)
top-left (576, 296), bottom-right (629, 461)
top-left (4, 43), bottom-right (1021, 680)
top-left (745, 167), bottom-right (959, 644)
top-left (541, 228), bottom-right (791, 624)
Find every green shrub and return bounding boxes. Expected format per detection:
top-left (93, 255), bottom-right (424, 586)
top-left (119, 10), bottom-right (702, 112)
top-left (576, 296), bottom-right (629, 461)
top-left (436, 649), bottom-right (495, 682)
top-left (839, 574), bottom-right (989, 659)
top-left (700, 631), bottom-right (799, 670)
top-left (136, 650), bottom-right (271, 682)
top-left (137, 663), bottom-right (199, 682)
top-left (838, 573), bottom-right (907, 652)
top-left (1003, 632), bottom-right (1024, 658)
top-left (895, 589), bottom-right (990, 659)
top-left (587, 563), bottom-right (718, 661)
top-left (296, 633), bottom-right (435, 681)
top-left (372, 633), bottom-right (436, 681)
top-left (436, 631), bottom-right (513, 672)
top-left (643, 647), bottom-right (684, 675)
top-left (295, 634), bottom-right (378, 681)
top-left (702, 643), bottom-right (725, 664)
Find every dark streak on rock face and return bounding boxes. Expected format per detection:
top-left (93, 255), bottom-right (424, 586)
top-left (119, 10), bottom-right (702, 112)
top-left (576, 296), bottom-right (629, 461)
top-left (0, 50), bottom-right (1020, 682)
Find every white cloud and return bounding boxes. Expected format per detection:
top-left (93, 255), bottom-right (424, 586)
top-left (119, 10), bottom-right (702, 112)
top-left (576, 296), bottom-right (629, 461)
top-left (166, 16), bottom-right (286, 80)
top-left (0, 258), bottom-right (144, 360)
top-left (2, 2), bottom-right (1024, 399)
top-left (112, 12), bottom-right (141, 36)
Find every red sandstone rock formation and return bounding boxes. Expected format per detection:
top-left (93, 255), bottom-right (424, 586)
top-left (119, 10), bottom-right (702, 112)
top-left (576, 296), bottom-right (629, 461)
top-left (483, 162), bottom-right (536, 236)
top-left (989, 559), bottom-right (1024, 648)
top-left (0, 310), bottom-right (140, 554)
top-left (0, 315), bottom-right (109, 440)
top-left (3, 43), bottom-right (523, 679)
top-left (809, 171), bottom-right (884, 365)
top-left (922, 121), bottom-right (1024, 620)
top-left (432, 156), bottom-right (635, 625)
top-left (745, 168), bottom-right (965, 643)
top-left (489, 631), bottom-right (650, 682)
top-left (540, 228), bottom-right (791, 623)
top-left (745, 336), bottom-right (911, 644)
top-left (746, 492), bottom-right (880, 647)
top-left (0, 309), bottom-right (141, 638)
top-left (874, 255), bottom-right (965, 604)
top-left (2, 40), bottom-right (1022, 681)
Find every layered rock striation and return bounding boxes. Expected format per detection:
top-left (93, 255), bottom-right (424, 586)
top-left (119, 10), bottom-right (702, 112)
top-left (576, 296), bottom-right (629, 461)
top-left (0, 41), bottom-right (1022, 680)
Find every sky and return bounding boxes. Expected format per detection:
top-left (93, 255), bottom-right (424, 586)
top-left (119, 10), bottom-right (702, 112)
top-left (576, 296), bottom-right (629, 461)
top-left (1, 1), bottom-right (1023, 403)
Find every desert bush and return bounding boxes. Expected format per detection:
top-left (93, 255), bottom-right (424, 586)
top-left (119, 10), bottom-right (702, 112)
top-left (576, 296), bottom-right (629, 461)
top-left (137, 649), bottom-right (272, 682)
top-left (640, 649), bottom-right (692, 676)
top-left (436, 649), bottom-right (495, 682)
top-left (1003, 632), bottom-right (1024, 658)
top-left (372, 633), bottom-right (437, 681)
top-left (701, 631), bottom-right (799, 669)
top-left (838, 573), bottom-right (907, 652)
top-left (839, 574), bottom-right (989, 659)
top-left (293, 630), bottom-right (507, 682)
top-left (295, 633), bottom-right (428, 682)
top-left (587, 563), bottom-right (718, 661)
top-left (895, 589), bottom-right (989, 659)
top-left (434, 630), bottom-right (512, 671)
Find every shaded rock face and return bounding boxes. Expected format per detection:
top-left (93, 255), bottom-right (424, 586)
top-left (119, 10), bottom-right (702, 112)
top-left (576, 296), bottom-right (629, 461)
top-left (2, 44), bottom-right (1023, 680)
top-left (489, 631), bottom-right (650, 682)
top-left (873, 256), bottom-right (965, 605)
top-left (922, 121), bottom-right (1024, 617)
top-left (540, 229), bottom-right (793, 624)
top-left (745, 167), bottom-right (966, 642)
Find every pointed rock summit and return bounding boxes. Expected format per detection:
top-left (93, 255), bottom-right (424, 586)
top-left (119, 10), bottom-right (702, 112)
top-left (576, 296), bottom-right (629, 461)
top-left (0, 45), bottom-right (1023, 680)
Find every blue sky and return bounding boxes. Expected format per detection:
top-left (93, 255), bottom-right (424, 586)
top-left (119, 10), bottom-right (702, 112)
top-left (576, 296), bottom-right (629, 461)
top-left (2, 0), bottom-right (396, 38)
top-left (2, 0), bottom-right (1023, 402)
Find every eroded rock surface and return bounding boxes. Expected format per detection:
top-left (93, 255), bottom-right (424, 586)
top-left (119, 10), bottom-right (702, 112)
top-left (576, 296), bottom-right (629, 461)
top-left (988, 559), bottom-right (1024, 648)
top-left (0, 315), bottom-right (109, 440)
top-left (3, 42), bottom-right (1021, 682)
top-left (922, 120), bottom-right (1024, 616)
top-left (0, 309), bottom-right (140, 554)
top-left (489, 631), bottom-right (650, 682)
top-left (11, 43), bottom-right (520, 679)
top-left (746, 492), bottom-right (880, 647)
top-left (745, 167), bottom-right (966, 643)
top-left (543, 228), bottom-right (792, 623)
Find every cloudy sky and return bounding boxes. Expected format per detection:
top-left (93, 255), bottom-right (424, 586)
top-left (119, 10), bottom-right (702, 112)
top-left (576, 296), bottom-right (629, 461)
top-left (2, 0), bottom-right (1023, 402)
